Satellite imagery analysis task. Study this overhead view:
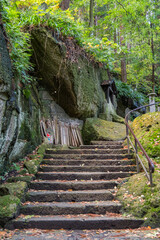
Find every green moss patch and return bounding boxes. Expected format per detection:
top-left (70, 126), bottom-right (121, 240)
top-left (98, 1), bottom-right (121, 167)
top-left (0, 195), bottom-right (20, 226)
top-left (24, 159), bottom-right (40, 174)
top-left (117, 112), bottom-right (160, 227)
top-left (131, 112), bottom-right (160, 161)
top-left (7, 175), bottom-right (34, 184)
top-left (117, 166), bottom-right (160, 227)
top-left (0, 182), bottom-right (27, 200)
top-left (82, 118), bottom-right (126, 144)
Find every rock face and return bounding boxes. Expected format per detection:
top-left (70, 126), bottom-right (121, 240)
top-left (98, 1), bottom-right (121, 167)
top-left (0, 22), bottom-right (42, 173)
top-left (0, 24), bottom-right (121, 174)
top-left (0, 25), bottom-right (81, 174)
top-left (31, 28), bottom-right (110, 118)
top-left (82, 118), bottom-right (126, 144)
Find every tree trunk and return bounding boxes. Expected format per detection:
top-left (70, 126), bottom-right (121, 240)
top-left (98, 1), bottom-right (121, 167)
top-left (120, 25), bottom-right (127, 83)
top-left (89, 0), bottom-right (94, 27)
top-left (151, 24), bottom-right (155, 93)
top-left (121, 57), bottom-right (127, 83)
top-left (60, 0), bottom-right (70, 10)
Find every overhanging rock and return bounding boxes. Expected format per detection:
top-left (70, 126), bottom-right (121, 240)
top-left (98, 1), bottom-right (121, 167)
top-left (31, 28), bottom-right (109, 119)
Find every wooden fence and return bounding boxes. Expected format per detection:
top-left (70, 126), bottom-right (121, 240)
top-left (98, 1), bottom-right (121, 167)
top-left (40, 118), bottom-right (83, 147)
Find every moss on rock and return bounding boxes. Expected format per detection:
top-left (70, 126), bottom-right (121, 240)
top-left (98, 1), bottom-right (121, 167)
top-left (37, 143), bottom-right (49, 154)
top-left (7, 175), bottom-right (34, 184)
top-left (131, 112), bottom-right (160, 161)
top-left (31, 28), bottom-right (109, 118)
top-left (117, 167), bottom-right (160, 227)
top-left (82, 118), bottom-right (126, 144)
top-left (0, 182), bottom-right (27, 200)
top-left (0, 195), bottom-right (20, 226)
top-left (24, 159), bottom-right (40, 174)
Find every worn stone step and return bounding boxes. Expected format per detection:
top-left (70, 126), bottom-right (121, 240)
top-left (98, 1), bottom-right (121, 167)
top-left (44, 154), bottom-right (132, 160)
top-left (30, 180), bottom-right (119, 191)
top-left (40, 165), bottom-right (136, 173)
top-left (37, 171), bottom-right (134, 181)
top-left (6, 215), bottom-right (144, 230)
top-left (26, 189), bottom-right (113, 202)
top-left (42, 159), bottom-right (134, 166)
top-left (45, 149), bottom-right (128, 155)
top-left (80, 145), bottom-right (123, 149)
top-left (21, 201), bottom-right (121, 215)
top-left (91, 141), bottom-right (124, 146)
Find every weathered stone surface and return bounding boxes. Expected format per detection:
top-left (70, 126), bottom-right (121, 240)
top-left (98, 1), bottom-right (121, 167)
top-left (0, 182), bottom-right (27, 199)
top-left (31, 28), bottom-right (109, 118)
top-left (27, 190), bottom-right (113, 202)
top-left (7, 176), bottom-right (34, 184)
top-left (0, 26), bottom-right (12, 92)
top-left (0, 195), bottom-right (20, 227)
top-left (24, 159), bottom-right (40, 174)
top-left (82, 118), bottom-right (126, 144)
top-left (6, 216), bottom-right (144, 230)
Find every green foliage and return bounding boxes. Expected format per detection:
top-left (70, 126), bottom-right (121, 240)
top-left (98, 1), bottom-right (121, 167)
top-left (1, 0), bottom-right (33, 84)
top-left (1, 0), bottom-right (160, 95)
top-left (115, 80), bottom-right (146, 105)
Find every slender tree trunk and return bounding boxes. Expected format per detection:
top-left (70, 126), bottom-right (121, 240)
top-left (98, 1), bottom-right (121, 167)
top-left (121, 57), bottom-right (127, 83)
top-left (60, 0), bottom-right (70, 10)
top-left (151, 23), bottom-right (155, 93)
top-left (120, 25), bottom-right (127, 83)
top-left (89, 0), bottom-right (94, 27)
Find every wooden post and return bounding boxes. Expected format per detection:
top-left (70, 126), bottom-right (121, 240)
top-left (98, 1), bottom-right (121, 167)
top-left (126, 116), bottom-right (130, 154)
top-left (135, 139), bottom-right (140, 173)
top-left (149, 163), bottom-right (153, 187)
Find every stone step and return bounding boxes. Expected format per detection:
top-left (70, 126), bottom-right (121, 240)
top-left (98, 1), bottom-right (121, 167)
top-left (39, 165), bottom-right (136, 173)
top-left (26, 189), bottom-right (113, 202)
top-left (91, 141), bottom-right (124, 146)
top-left (45, 149), bottom-right (128, 155)
top-left (6, 215), bottom-right (144, 230)
top-left (30, 180), bottom-right (119, 191)
top-left (44, 154), bottom-right (132, 160)
top-left (37, 171), bottom-right (134, 181)
top-left (80, 145), bottom-right (123, 149)
top-left (21, 201), bottom-right (121, 215)
top-left (42, 159), bottom-right (134, 166)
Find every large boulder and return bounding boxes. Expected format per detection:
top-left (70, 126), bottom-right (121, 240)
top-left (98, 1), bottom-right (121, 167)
top-left (82, 118), bottom-right (126, 144)
top-left (0, 182), bottom-right (27, 199)
top-left (0, 195), bottom-right (20, 227)
top-left (31, 28), bottom-right (109, 118)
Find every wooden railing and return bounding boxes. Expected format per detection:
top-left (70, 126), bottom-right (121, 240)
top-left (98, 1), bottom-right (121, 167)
top-left (125, 102), bottom-right (160, 186)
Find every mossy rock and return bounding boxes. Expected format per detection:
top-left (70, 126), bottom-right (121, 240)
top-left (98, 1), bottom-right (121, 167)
top-left (7, 175), bottom-right (34, 184)
top-left (0, 195), bottom-right (20, 226)
top-left (82, 118), bottom-right (126, 144)
top-left (0, 181), bottom-right (27, 200)
top-left (24, 159), bottom-right (40, 174)
top-left (18, 168), bottom-right (29, 175)
top-left (37, 143), bottom-right (49, 154)
top-left (116, 171), bottom-right (160, 227)
top-left (131, 112), bottom-right (160, 160)
top-left (31, 28), bottom-right (107, 118)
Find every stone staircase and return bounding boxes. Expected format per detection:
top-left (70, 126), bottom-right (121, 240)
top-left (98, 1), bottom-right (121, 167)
top-left (7, 141), bottom-right (143, 230)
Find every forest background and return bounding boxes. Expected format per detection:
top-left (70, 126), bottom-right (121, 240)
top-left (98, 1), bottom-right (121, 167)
top-left (1, 0), bottom-right (160, 104)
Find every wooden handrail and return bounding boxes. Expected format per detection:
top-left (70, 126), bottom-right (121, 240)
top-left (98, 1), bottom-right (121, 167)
top-left (125, 102), bottom-right (160, 186)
